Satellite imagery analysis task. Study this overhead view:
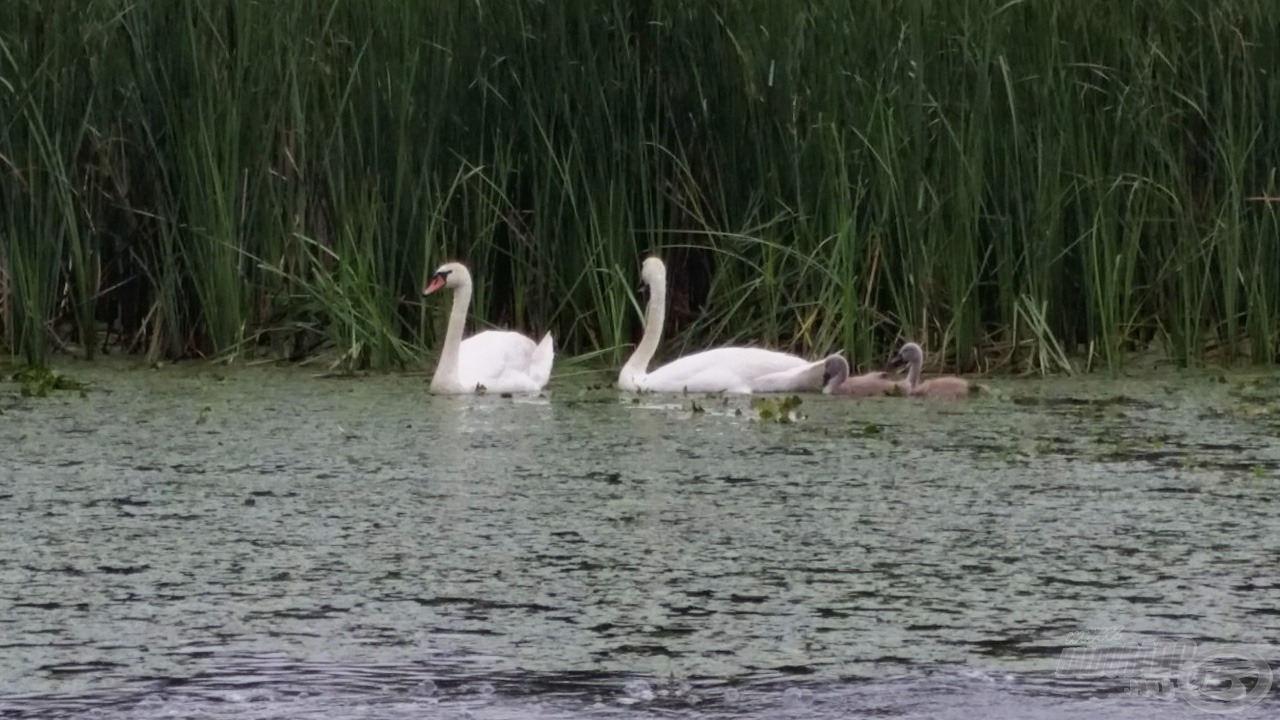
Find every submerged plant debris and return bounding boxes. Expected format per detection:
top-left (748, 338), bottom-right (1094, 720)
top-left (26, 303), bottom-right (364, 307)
top-left (10, 367), bottom-right (87, 398)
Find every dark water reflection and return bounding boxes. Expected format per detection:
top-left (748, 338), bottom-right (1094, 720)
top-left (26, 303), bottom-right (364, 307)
top-left (1, 362), bottom-right (1278, 718)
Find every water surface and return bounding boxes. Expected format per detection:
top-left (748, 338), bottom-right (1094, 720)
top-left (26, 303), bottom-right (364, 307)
top-left (1, 361), bottom-right (1278, 718)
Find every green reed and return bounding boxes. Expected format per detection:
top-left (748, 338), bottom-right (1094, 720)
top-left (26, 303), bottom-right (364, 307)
top-left (0, 0), bottom-right (1276, 372)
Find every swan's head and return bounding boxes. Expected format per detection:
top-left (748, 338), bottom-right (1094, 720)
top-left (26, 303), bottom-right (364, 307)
top-left (639, 257), bottom-right (665, 288)
top-left (423, 262), bottom-right (471, 296)
top-left (891, 342), bottom-right (924, 368)
top-left (821, 354), bottom-right (850, 393)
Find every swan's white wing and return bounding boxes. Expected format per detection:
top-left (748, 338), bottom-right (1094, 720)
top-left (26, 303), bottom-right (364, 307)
top-left (749, 358), bottom-right (827, 392)
top-left (641, 347), bottom-right (810, 393)
top-left (527, 332), bottom-right (555, 389)
top-left (457, 330), bottom-right (539, 391)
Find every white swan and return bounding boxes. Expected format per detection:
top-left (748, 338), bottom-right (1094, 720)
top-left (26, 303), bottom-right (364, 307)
top-left (617, 257), bottom-right (826, 394)
top-left (423, 262), bottom-right (554, 394)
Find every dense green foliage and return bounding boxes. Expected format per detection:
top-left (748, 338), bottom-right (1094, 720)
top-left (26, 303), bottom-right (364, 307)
top-left (1, 0), bottom-right (1277, 372)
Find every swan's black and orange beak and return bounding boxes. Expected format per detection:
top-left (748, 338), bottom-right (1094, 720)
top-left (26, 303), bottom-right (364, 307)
top-left (422, 272), bottom-right (448, 296)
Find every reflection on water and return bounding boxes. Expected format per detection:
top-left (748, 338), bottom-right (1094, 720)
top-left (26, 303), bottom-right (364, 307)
top-left (1, 362), bottom-right (1278, 718)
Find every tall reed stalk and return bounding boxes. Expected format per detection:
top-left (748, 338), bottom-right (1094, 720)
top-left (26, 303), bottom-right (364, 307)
top-left (0, 0), bottom-right (1276, 371)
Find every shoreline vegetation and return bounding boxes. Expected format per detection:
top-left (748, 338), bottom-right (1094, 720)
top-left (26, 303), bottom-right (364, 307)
top-left (1, 1), bottom-right (1278, 375)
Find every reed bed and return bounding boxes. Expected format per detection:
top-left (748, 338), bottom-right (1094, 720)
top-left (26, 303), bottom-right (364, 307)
top-left (1, 0), bottom-right (1277, 372)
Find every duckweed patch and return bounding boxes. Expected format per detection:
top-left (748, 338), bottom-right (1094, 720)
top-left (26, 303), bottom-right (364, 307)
top-left (750, 395), bottom-right (805, 424)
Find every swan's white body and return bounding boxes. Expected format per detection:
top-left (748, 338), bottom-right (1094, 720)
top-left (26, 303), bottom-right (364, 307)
top-left (617, 257), bottom-right (825, 394)
top-left (424, 262), bottom-right (554, 394)
top-left (628, 346), bottom-right (826, 394)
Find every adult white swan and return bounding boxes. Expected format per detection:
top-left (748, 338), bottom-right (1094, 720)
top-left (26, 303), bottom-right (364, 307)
top-left (422, 262), bottom-right (554, 394)
top-left (617, 257), bottom-right (827, 394)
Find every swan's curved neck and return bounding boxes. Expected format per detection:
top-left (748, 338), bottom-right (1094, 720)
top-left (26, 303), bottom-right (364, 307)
top-left (620, 273), bottom-right (666, 386)
top-left (434, 279), bottom-right (472, 388)
top-left (833, 362), bottom-right (849, 386)
top-left (906, 355), bottom-right (922, 388)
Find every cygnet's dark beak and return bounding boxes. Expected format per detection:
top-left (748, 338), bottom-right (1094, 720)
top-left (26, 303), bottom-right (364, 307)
top-left (889, 352), bottom-right (906, 369)
top-left (822, 371), bottom-right (832, 386)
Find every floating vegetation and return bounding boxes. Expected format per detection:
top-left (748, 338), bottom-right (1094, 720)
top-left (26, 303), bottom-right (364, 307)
top-left (750, 395), bottom-right (804, 424)
top-left (10, 367), bottom-right (87, 398)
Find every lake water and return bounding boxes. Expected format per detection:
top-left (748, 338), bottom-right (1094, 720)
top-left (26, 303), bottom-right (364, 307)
top-left (1, 360), bottom-right (1278, 718)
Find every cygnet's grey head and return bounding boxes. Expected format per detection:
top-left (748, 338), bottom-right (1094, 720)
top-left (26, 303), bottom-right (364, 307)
top-left (821, 354), bottom-right (850, 390)
top-left (891, 342), bottom-right (924, 368)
